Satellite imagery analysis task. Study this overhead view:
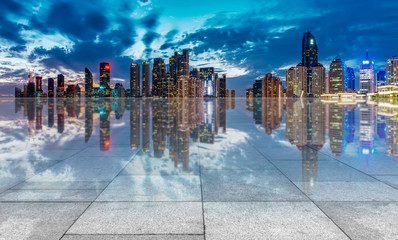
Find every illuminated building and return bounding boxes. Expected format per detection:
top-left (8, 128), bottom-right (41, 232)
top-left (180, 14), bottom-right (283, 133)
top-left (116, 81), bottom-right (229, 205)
top-left (302, 32), bottom-right (318, 95)
top-left (262, 73), bottom-right (282, 98)
top-left (142, 61), bottom-right (151, 97)
top-left (359, 51), bottom-right (375, 93)
top-left (85, 68), bottom-right (93, 97)
top-left (100, 62), bottom-right (111, 97)
top-left (57, 74), bottom-right (65, 97)
top-left (130, 99), bottom-right (140, 150)
top-left (253, 80), bottom-right (262, 98)
top-left (178, 76), bottom-right (189, 98)
top-left (130, 63), bottom-right (140, 97)
top-left (182, 49), bottom-right (190, 76)
top-left (329, 58), bottom-right (346, 94)
top-left (312, 63), bottom-right (326, 97)
top-left (386, 115), bottom-right (398, 159)
top-left (219, 74), bottom-right (227, 97)
top-left (112, 83), bottom-right (126, 98)
top-left (48, 78), bottom-right (55, 98)
top-left (162, 77), bottom-right (176, 98)
top-left (376, 70), bottom-right (387, 88)
top-left (346, 67), bottom-right (356, 91)
top-left (200, 67), bottom-right (215, 97)
top-left (386, 57), bottom-right (398, 85)
top-left (286, 63), bottom-right (307, 97)
top-left (35, 75), bottom-right (43, 97)
top-left (152, 58), bottom-right (165, 97)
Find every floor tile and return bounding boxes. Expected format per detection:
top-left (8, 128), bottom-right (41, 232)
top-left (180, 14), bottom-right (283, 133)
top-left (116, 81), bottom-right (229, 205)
top-left (61, 235), bottom-right (204, 240)
top-left (12, 181), bottom-right (109, 190)
top-left (0, 189), bottom-right (101, 202)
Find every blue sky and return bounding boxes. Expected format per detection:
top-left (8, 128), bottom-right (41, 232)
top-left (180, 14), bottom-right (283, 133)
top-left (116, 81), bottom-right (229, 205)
top-left (0, 0), bottom-right (397, 96)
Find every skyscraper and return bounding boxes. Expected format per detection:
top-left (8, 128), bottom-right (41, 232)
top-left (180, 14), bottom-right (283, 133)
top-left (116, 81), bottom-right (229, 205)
top-left (100, 62), bottom-right (111, 97)
top-left (85, 68), bottom-right (93, 97)
top-left (359, 51), bottom-right (375, 94)
top-left (329, 58), bottom-right (346, 94)
top-left (200, 67), bottom-right (215, 97)
top-left (286, 63), bottom-right (307, 97)
top-left (386, 57), bottom-right (398, 85)
top-left (182, 49), bottom-right (190, 76)
top-left (253, 80), bottom-right (262, 98)
top-left (219, 74), bottom-right (227, 98)
top-left (311, 63), bottom-right (326, 97)
top-left (48, 78), bottom-right (54, 98)
top-left (35, 75), bottom-right (43, 97)
top-left (57, 74), bottom-right (64, 97)
top-left (142, 61), bottom-right (151, 97)
top-left (302, 32), bottom-right (318, 95)
top-left (130, 63), bottom-right (140, 97)
top-left (152, 58), bottom-right (165, 96)
top-left (346, 67), bottom-right (355, 91)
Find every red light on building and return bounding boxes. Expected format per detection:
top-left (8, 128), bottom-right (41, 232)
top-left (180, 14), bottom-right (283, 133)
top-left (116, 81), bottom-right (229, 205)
top-left (105, 140), bottom-right (110, 147)
top-left (105, 65), bottom-right (110, 70)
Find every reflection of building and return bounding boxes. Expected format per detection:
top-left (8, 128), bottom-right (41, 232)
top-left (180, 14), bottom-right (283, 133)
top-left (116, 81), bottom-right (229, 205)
top-left (200, 68), bottom-right (215, 97)
top-left (359, 104), bottom-right (375, 160)
top-left (329, 104), bottom-right (345, 157)
top-left (130, 99), bottom-right (141, 150)
top-left (48, 99), bottom-right (54, 127)
top-left (85, 99), bottom-right (93, 143)
top-left (56, 99), bottom-right (64, 133)
top-left (99, 100), bottom-right (111, 151)
top-left (142, 99), bottom-right (151, 152)
top-left (386, 114), bottom-right (398, 159)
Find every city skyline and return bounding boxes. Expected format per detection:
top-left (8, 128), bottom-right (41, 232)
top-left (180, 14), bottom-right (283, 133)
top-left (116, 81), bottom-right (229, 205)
top-left (0, 0), bottom-right (398, 96)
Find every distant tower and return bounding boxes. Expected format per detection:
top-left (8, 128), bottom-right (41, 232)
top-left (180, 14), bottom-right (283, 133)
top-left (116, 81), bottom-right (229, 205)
top-left (142, 61), bottom-right (150, 97)
top-left (302, 32), bottom-right (318, 96)
top-left (130, 63), bottom-right (141, 97)
top-left (359, 51), bottom-right (375, 93)
top-left (85, 68), bottom-right (93, 97)
top-left (100, 62), bottom-right (111, 97)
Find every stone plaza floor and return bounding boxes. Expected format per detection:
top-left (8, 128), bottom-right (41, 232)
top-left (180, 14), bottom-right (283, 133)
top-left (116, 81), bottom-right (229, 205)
top-left (1, 98), bottom-right (398, 239)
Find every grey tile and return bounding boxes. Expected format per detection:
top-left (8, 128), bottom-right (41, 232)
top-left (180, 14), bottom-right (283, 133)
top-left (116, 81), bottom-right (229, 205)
top-left (75, 146), bottom-right (140, 157)
top-left (96, 175), bottom-right (201, 201)
top-left (61, 235), bottom-right (204, 240)
top-left (273, 160), bottom-right (375, 182)
top-left (0, 203), bottom-right (88, 240)
top-left (317, 202), bottom-right (398, 240)
top-left (204, 202), bottom-right (349, 240)
top-left (294, 181), bottom-right (398, 201)
top-left (12, 181), bottom-right (109, 190)
top-left (374, 175), bottom-right (398, 189)
top-left (0, 189), bottom-right (101, 202)
top-left (256, 146), bottom-right (335, 161)
top-left (202, 169), bottom-right (308, 202)
top-left (67, 202), bottom-right (203, 235)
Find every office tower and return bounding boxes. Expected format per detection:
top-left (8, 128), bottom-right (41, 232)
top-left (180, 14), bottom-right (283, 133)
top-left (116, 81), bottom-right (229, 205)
top-left (35, 75), bottom-right (43, 97)
top-left (66, 85), bottom-right (76, 98)
top-left (253, 80), bottom-right (262, 98)
top-left (311, 63), bottom-right (325, 97)
top-left (142, 99), bottom-right (151, 152)
top-left (113, 83), bottom-right (125, 98)
top-left (329, 58), bottom-right (346, 94)
top-left (27, 74), bottom-right (36, 97)
top-left (285, 63), bottom-right (307, 97)
top-left (152, 58), bottom-right (165, 96)
top-left (178, 76), bottom-right (189, 97)
top-left (85, 68), bottom-right (93, 97)
top-left (57, 74), bottom-right (64, 97)
top-left (262, 74), bottom-right (281, 98)
top-left (346, 67), bottom-right (355, 91)
top-left (130, 63), bottom-right (140, 97)
top-left (359, 51), bottom-right (375, 93)
top-left (48, 78), bottom-right (55, 98)
top-left (162, 77), bottom-right (175, 98)
top-left (219, 74), bottom-right (227, 97)
top-left (376, 70), bottom-right (386, 87)
top-left (387, 57), bottom-right (398, 85)
top-left (100, 62), bottom-right (111, 97)
top-left (302, 32), bottom-right (318, 95)
top-left (200, 67), bottom-right (215, 97)
top-left (302, 32), bottom-right (318, 68)
top-left (142, 61), bottom-right (150, 97)
top-left (182, 49), bottom-right (190, 76)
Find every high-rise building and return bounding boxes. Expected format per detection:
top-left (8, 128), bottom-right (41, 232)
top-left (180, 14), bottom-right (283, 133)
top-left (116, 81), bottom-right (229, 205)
top-left (57, 74), bottom-right (64, 97)
top-left (130, 63), bottom-right (140, 97)
top-left (182, 49), bottom-right (190, 76)
top-left (359, 51), bottom-right (375, 93)
top-left (85, 68), bottom-right (93, 97)
top-left (35, 75), bottom-right (43, 97)
top-left (253, 80), bottom-right (262, 98)
top-left (387, 57), bottom-right (398, 85)
top-left (219, 74), bottom-right (227, 97)
top-left (312, 63), bottom-right (326, 97)
top-left (152, 58), bottom-right (165, 96)
top-left (262, 73), bottom-right (281, 98)
top-left (286, 63), bottom-right (307, 97)
top-left (48, 78), bottom-right (54, 98)
top-left (200, 67), bottom-right (215, 97)
top-left (100, 62), bottom-right (111, 97)
top-left (376, 70), bottom-right (387, 88)
top-left (329, 58), bottom-right (346, 94)
top-left (302, 32), bottom-right (318, 95)
top-left (346, 67), bottom-right (355, 91)
top-left (178, 76), bottom-right (189, 98)
top-left (142, 61), bottom-right (151, 97)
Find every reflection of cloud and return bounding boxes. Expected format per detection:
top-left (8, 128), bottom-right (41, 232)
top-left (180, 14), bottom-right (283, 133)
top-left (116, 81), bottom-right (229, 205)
top-left (30, 165), bottom-right (75, 182)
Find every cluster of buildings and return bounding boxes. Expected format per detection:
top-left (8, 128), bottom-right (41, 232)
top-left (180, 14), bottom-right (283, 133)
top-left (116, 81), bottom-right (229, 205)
top-left (246, 32), bottom-right (398, 99)
top-left (16, 50), bottom-right (234, 99)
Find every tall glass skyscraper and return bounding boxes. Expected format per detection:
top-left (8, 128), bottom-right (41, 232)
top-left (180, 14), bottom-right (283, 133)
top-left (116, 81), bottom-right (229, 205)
top-left (142, 61), bottom-right (151, 97)
top-left (329, 58), bottom-right (346, 94)
top-left (85, 68), bottom-right (93, 97)
top-left (376, 71), bottom-right (386, 87)
top-left (346, 67), bottom-right (355, 91)
top-left (387, 57), bottom-right (398, 85)
top-left (302, 32), bottom-right (318, 95)
top-left (100, 62), bottom-right (111, 97)
top-left (359, 51), bottom-right (375, 94)
top-left (130, 63), bottom-right (140, 97)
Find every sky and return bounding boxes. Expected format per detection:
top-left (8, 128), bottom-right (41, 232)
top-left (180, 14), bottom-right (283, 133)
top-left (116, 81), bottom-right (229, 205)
top-left (0, 0), bottom-right (398, 96)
